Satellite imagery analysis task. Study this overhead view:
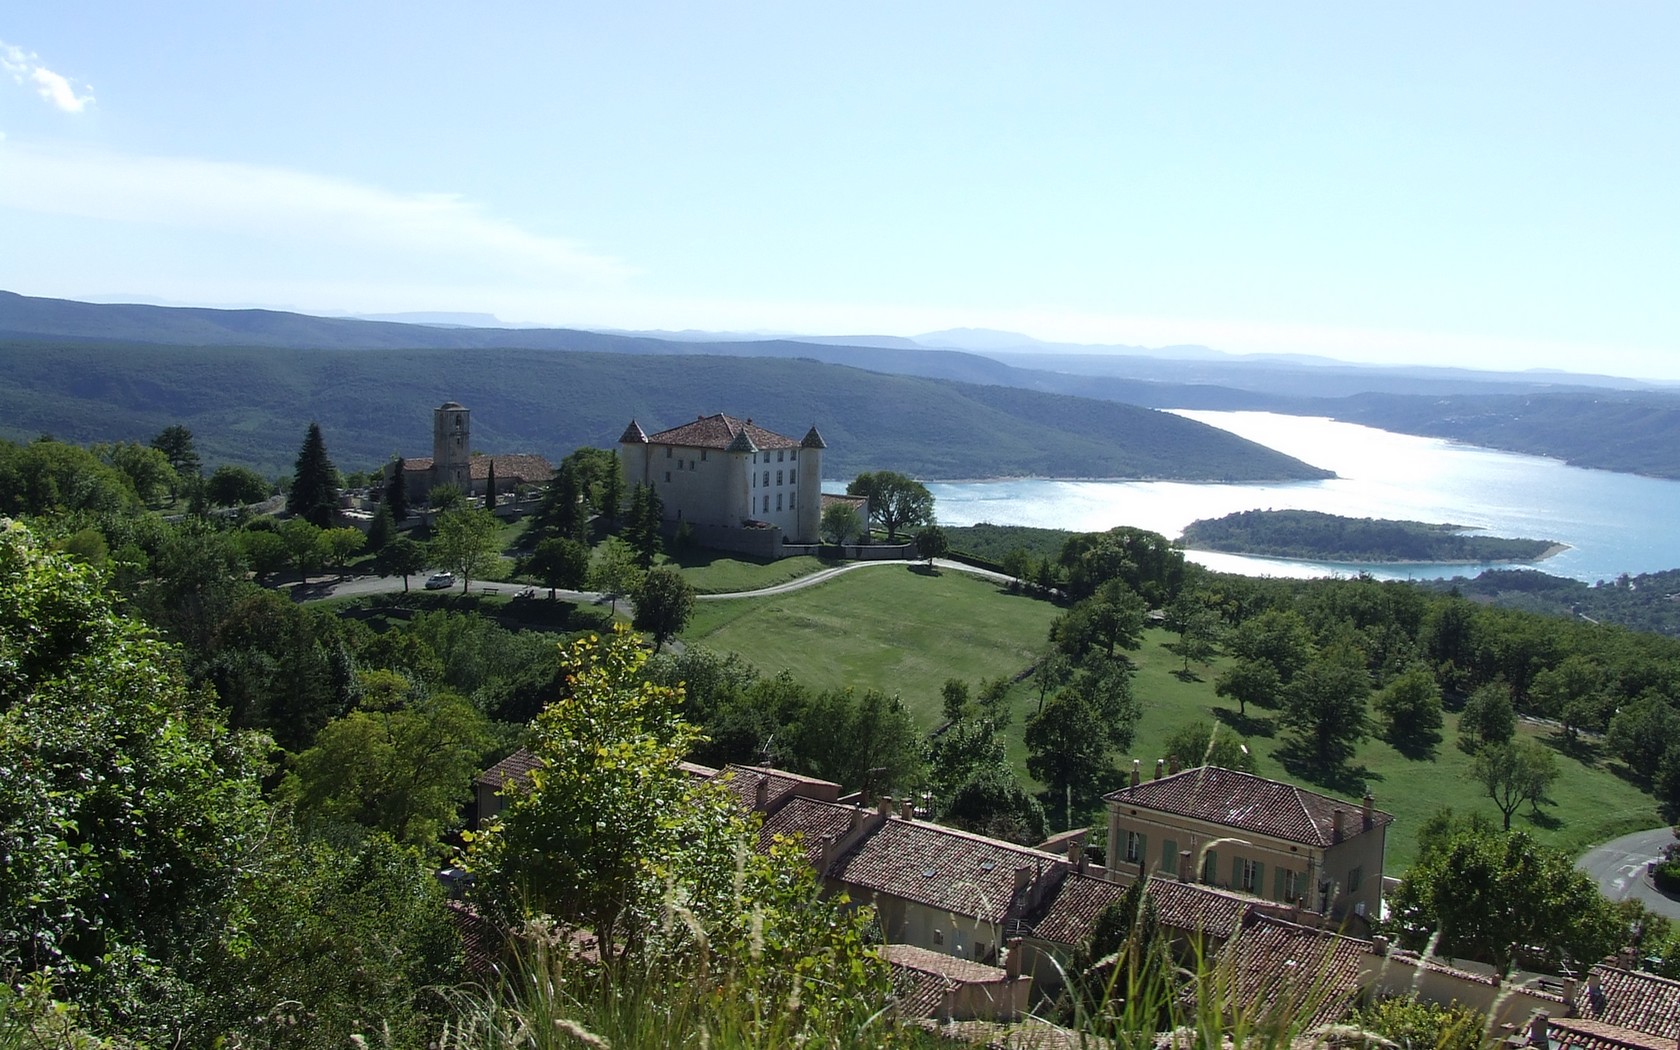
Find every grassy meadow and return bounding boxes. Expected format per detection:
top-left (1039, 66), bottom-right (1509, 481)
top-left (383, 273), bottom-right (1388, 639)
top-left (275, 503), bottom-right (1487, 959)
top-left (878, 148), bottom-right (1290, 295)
top-left (674, 563), bottom-right (1665, 873)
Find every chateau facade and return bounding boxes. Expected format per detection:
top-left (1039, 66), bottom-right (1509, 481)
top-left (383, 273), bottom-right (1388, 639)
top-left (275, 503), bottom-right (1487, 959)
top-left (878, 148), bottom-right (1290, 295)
top-left (619, 413), bottom-right (826, 552)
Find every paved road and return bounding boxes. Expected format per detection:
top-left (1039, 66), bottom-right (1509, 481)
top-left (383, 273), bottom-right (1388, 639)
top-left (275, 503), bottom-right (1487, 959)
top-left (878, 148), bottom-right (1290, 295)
top-left (1575, 827), bottom-right (1680, 919)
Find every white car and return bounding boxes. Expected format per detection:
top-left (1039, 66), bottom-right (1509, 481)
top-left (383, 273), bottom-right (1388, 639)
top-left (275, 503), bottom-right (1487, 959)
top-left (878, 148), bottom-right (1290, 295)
top-left (424, 571), bottom-right (456, 590)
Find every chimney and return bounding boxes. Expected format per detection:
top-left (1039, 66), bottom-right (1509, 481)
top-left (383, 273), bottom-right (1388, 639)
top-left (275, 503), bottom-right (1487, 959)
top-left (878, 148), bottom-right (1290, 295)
top-left (849, 806), bottom-right (865, 831)
top-left (1067, 836), bottom-right (1084, 867)
top-left (1005, 938), bottom-right (1023, 979)
top-left (1130, 759), bottom-right (1141, 788)
top-left (1154, 758), bottom-right (1165, 780)
top-left (1178, 849), bottom-right (1194, 883)
top-left (1371, 934), bottom-right (1389, 956)
top-left (1562, 977), bottom-right (1577, 1011)
top-left (1524, 1013), bottom-right (1549, 1048)
top-left (878, 794), bottom-right (893, 817)
top-left (1362, 793), bottom-right (1375, 830)
top-left (818, 833), bottom-right (837, 874)
top-left (754, 775), bottom-right (769, 811)
top-left (1168, 754), bottom-right (1180, 776)
top-left (1013, 866), bottom-right (1033, 895)
top-left (1332, 809), bottom-right (1345, 843)
top-left (900, 797), bottom-right (915, 820)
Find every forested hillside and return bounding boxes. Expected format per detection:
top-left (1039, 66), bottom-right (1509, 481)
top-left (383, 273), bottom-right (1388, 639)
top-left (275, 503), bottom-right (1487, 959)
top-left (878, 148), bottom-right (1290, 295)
top-left (0, 338), bottom-right (1330, 482)
top-left (1180, 510), bottom-right (1557, 563)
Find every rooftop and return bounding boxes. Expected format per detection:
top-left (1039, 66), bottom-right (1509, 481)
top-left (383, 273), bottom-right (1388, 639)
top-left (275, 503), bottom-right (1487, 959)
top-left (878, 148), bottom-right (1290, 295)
top-left (1205, 914), bottom-right (1370, 1030)
top-left (1105, 766), bottom-right (1393, 847)
top-left (639, 413), bottom-right (802, 452)
top-left (1573, 964), bottom-right (1680, 1042)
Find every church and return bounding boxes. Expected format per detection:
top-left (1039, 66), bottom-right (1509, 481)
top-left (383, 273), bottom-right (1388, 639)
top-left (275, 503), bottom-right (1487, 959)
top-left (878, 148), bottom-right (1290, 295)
top-left (391, 402), bottom-right (554, 504)
top-left (619, 413), bottom-right (827, 556)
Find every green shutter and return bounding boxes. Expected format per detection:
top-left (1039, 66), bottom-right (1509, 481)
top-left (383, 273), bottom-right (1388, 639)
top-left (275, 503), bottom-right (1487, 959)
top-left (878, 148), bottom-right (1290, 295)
top-left (1161, 838), bottom-right (1178, 872)
top-left (1231, 856), bottom-right (1243, 887)
top-left (1135, 833), bottom-right (1147, 866)
top-left (1273, 866), bottom-right (1287, 900)
top-left (1202, 849), bottom-right (1218, 883)
top-left (1253, 862), bottom-right (1265, 893)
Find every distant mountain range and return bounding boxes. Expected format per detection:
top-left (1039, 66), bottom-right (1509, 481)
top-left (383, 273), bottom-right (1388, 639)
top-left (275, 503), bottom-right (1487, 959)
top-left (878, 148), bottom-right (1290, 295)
top-left (3, 290), bottom-right (1679, 480)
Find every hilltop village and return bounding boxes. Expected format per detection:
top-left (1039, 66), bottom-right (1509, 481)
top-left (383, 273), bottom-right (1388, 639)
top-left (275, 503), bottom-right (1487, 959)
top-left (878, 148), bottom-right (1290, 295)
top-left (3, 402), bottom-right (1680, 1049)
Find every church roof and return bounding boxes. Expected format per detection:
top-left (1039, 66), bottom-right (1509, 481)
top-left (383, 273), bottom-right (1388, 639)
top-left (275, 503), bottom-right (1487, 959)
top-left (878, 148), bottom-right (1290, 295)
top-left (1104, 766), bottom-right (1392, 847)
top-left (644, 414), bottom-right (801, 451)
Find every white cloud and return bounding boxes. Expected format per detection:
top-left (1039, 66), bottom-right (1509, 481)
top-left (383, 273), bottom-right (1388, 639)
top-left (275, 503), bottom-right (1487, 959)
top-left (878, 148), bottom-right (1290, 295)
top-left (0, 40), bottom-right (94, 113)
top-left (0, 140), bottom-right (634, 288)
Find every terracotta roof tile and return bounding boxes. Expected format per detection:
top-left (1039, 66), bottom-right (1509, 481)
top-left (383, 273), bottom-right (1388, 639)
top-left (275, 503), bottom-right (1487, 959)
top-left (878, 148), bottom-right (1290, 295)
top-left (828, 816), bottom-right (1068, 924)
top-left (1023, 873), bottom-right (1129, 946)
top-left (1104, 766), bottom-right (1393, 847)
top-left (1550, 1017), bottom-right (1676, 1050)
top-left (404, 457), bottom-right (434, 471)
top-left (1575, 965), bottom-right (1680, 1041)
top-left (643, 413), bottom-right (801, 451)
top-left (757, 797), bottom-right (861, 867)
top-left (1143, 875), bottom-right (1257, 941)
top-left (919, 1019), bottom-right (1106, 1050)
top-left (882, 943), bottom-right (1012, 984)
top-left (1206, 915), bottom-right (1369, 1030)
top-left (718, 764), bottom-right (842, 812)
top-left (469, 454), bottom-right (554, 483)
top-left (476, 748), bottom-right (542, 792)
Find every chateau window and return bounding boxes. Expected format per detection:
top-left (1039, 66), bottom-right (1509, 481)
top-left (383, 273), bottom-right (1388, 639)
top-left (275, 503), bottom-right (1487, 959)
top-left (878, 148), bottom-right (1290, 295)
top-left (1239, 858), bottom-right (1263, 893)
top-left (790, 469), bottom-right (796, 484)
top-left (666, 447), bottom-right (672, 458)
top-left (776, 470), bottom-right (783, 486)
top-left (763, 471), bottom-right (770, 486)
top-left (1124, 831), bottom-right (1145, 864)
top-left (1202, 849), bottom-right (1218, 883)
top-left (776, 494), bottom-right (783, 511)
top-left (1348, 866), bottom-right (1363, 893)
top-left (790, 492), bottom-right (796, 509)
top-left (763, 495), bottom-right (770, 513)
top-left (664, 472), bottom-right (671, 483)
top-left (777, 450), bottom-right (784, 462)
top-left (1283, 870), bottom-right (1303, 902)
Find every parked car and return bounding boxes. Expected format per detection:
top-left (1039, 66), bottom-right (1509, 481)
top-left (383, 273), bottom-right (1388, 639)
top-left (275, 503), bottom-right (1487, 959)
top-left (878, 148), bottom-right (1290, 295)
top-left (424, 572), bottom-right (456, 590)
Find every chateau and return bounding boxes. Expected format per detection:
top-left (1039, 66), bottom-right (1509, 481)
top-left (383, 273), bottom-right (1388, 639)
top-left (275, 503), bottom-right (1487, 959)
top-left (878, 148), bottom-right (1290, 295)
top-left (619, 413), bottom-right (827, 555)
top-left (390, 402), bottom-right (554, 504)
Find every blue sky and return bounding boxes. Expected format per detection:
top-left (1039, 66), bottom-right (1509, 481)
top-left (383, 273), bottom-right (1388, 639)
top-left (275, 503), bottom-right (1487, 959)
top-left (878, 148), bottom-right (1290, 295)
top-left (3, 4), bottom-right (1678, 378)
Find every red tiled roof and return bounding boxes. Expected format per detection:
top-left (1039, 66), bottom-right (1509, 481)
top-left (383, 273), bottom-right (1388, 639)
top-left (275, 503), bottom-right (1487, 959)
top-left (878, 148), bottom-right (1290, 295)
top-left (719, 763), bottom-right (841, 812)
top-left (1575, 965), bottom-right (1680, 1041)
top-left (404, 457), bottom-right (434, 472)
top-left (470, 454), bottom-right (554, 483)
top-left (758, 797), bottom-right (862, 867)
top-left (1143, 875), bottom-right (1257, 941)
top-left (1208, 914), bottom-right (1369, 1030)
top-left (1024, 873), bottom-right (1129, 946)
top-left (1104, 766), bottom-right (1393, 847)
top-left (921, 1019), bottom-right (1106, 1050)
top-left (883, 943), bottom-right (1012, 984)
top-left (1550, 1017), bottom-right (1676, 1050)
top-left (644, 414), bottom-right (801, 451)
top-left (821, 493), bottom-right (868, 508)
top-left (477, 748), bottom-right (542, 792)
top-left (827, 816), bottom-right (1067, 925)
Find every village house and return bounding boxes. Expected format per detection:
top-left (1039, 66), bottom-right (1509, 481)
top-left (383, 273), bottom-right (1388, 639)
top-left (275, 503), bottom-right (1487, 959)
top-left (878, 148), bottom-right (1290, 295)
top-left (1103, 763), bottom-right (1392, 929)
top-left (618, 413), bottom-right (828, 555)
top-left (387, 401), bottom-right (555, 505)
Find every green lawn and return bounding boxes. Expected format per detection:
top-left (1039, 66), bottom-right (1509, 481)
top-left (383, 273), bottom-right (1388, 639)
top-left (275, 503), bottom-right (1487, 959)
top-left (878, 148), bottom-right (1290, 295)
top-left (679, 573), bottom-right (1666, 873)
top-left (681, 564), bottom-right (1061, 724)
top-left (671, 551), bottom-right (835, 594)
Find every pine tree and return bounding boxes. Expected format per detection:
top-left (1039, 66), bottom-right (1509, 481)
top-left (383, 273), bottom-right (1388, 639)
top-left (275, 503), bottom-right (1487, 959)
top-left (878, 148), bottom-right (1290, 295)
top-left (385, 458), bottom-right (410, 522)
top-left (366, 502), bottom-right (396, 551)
top-left (287, 422), bottom-right (339, 528)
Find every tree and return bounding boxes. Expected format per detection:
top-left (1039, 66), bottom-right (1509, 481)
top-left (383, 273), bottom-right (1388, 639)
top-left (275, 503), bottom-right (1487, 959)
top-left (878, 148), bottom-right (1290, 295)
top-left (1385, 827), bottom-right (1626, 972)
top-left (1606, 694), bottom-right (1680, 777)
top-left (536, 462), bottom-right (588, 540)
top-left (915, 524), bottom-right (949, 565)
top-left (286, 422), bottom-right (339, 528)
top-left (428, 482), bottom-right (463, 512)
top-left (484, 458), bottom-right (497, 509)
top-left (0, 436), bottom-right (138, 516)
top-left (320, 525), bottom-right (364, 574)
top-left (525, 536), bottom-right (591, 597)
top-left (1025, 688), bottom-right (1111, 805)
top-left (1214, 657), bottom-right (1282, 717)
top-left (1052, 581), bottom-right (1147, 659)
top-left (1280, 645), bottom-right (1370, 773)
top-left (429, 505), bottom-right (502, 593)
top-left (1471, 739), bottom-right (1559, 830)
top-left (820, 500), bottom-right (863, 544)
top-left (625, 482), bottom-right (664, 568)
top-left (0, 520), bottom-right (268, 1030)
top-left (374, 536), bottom-right (427, 591)
top-left (1458, 681), bottom-right (1516, 752)
top-left (1161, 720), bottom-right (1257, 773)
top-left (150, 423), bottom-right (200, 498)
top-left (1375, 665), bottom-right (1445, 755)
top-left (284, 672), bottom-right (492, 844)
top-left (1228, 608), bottom-right (1316, 685)
top-left (591, 535), bottom-right (644, 614)
top-left (1168, 590), bottom-right (1222, 674)
top-left (206, 464), bottom-right (272, 507)
top-left (385, 458), bottom-right (411, 522)
top-left (366, 501), bottom-right (396, 551)
top-left (633, 565), bottom-right (697, 652)
top-left (100, 441), bottom-right (176, 505)
top-left (847, 470), bottom-right (934, 542)
top-left (280, 516), bottom-right (324, 580)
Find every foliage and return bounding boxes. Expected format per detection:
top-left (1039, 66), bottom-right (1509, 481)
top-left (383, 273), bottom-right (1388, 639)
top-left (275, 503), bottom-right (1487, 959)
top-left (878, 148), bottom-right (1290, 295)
top-left (319, 525), bottom-right (364, 571)
top-left (1470, 739), bottom-right (1559, 830)
top-left (1279, 643), bottom-right (1370, 774)
top-left (633, 565), bottom-right (697, 651)
top-left (1374, 664), bottom-right (1445, 756)
top-left (1168, 588), bottom-right (1223, 673)
top-left (205, 590), bottom-right (357, 750)
top-left (281, 516), bottom-right (324, 578)
top-left (206, 463), bottom-right (271, 506)
top-left (429, 504), bottom-right (503, 592)
top-left (286, 421), bottom-right (339, 528)
top-left (374, 535), bottom-right (427, 590)
top-left (1458, 682), bottom-right (1516, 752)
top-left (525, 536), bottom-right (592, 596)
top-left (846, 470), bottom-right (933, 541)
top-left (1349, 995), bottom-right (1488, 1050)
top-left (1214, 657), bottom-right (1282, 716)
top-left (1027, 656), bottom-right (1140, 804)
top-left (0, 437), bottom-right (138, 516)
top-left (820, 499), bottom-right (863, 544)
top-left (365, 500), bottom-right (396, 550)
top-left (914, 524), bottom-right (949, 563)
top-left (282, 672), bottom-right (493, 844)
top-left (1161, 720), bottom-right (1256, 773)
top-left (1227, 608), bottom-right (1316, 685)
top-left (590, 536), bottom-right (645, 613)
top-left (0, 520), bottom-right (269, 1035)
top-left (1181, 508), bottom-right (1556, 563)
top-left (96, 441), bottom-right (176, 505)
top-left (625, 482), bottom-right (664, 568)
top-left (1385, 826), bottom-right (1626, 972)
top-left (1052, 579), bottom-right (1147, 659)
top-left (384, 456), bottom-right (411, 521)
top-left (1606, 694), bottom-right (1680, 779)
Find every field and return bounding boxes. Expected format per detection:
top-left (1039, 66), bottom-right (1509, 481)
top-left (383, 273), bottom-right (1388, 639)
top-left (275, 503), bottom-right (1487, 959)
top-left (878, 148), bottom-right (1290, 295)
top-left (675, 564), bottom-right (1665, 872)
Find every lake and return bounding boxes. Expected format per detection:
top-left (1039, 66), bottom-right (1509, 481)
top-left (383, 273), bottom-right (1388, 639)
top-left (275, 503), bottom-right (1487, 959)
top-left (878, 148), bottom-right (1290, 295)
top-left (924, 411), bottom-right (1680, 583)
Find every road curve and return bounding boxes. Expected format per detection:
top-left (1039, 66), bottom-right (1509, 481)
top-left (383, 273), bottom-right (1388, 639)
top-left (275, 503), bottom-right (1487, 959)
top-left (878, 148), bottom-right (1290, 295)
top-left (1575, 826), bottom-right (1680, 919)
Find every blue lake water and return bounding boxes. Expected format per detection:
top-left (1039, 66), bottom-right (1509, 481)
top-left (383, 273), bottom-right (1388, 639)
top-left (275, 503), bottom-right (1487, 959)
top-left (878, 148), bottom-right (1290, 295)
top-left (923, 411), bottom-right (1680, 583)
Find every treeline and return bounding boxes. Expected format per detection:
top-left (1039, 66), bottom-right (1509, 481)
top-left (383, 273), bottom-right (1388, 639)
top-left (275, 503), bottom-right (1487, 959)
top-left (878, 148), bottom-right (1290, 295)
top-left (1180, 509), bottom-right (1557, 563)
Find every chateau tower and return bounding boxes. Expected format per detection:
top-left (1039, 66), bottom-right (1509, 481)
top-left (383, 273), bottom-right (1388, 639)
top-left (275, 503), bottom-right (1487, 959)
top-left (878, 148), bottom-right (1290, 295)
top-left (433, 402), bottom-right (471, 492)
top-left (797, 426), bottom-right (826, 544)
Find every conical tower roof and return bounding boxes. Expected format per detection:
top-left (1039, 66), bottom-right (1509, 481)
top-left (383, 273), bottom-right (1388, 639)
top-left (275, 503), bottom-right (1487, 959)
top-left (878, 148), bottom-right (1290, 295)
top-left (619, 419), bottom-right (649, 444)
top-left (801, 425), bottom-right (827, 449)
top-left (726, 427), bottom-right (759, 453)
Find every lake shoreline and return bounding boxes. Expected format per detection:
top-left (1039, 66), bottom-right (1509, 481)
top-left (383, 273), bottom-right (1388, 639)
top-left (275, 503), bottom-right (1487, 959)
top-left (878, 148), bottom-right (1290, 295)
top-left (1180, 539), bottom-right (1573, 567)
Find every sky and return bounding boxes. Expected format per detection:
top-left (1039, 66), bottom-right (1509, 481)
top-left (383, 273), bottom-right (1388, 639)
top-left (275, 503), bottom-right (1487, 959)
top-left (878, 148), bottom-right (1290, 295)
top-left (3, 4), bottom-right (1678, 379)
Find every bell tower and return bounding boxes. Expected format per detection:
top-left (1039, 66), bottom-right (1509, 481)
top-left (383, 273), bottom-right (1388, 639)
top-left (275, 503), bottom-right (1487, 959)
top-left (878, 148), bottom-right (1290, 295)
top-left (433, 402), bottom-right (471, 492)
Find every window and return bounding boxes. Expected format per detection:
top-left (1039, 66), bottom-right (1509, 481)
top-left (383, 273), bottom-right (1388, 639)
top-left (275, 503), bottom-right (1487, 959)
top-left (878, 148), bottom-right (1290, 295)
top-left (790, 492), bottom-right (796, 509)
top-left (776, 494), bottom-right (783, 511)
top-left (1348, 866), bottom-right (1363, 893)
top-left (763, 495), bottom-right (770, 513)
top-left (664, 472), bottom-right (671, 483)
top-left (1124, 831), bottom-right (1145, 864)
top-left (790, 469), bottom-right (796, 484)
top-left (1202, 850), bottom-right (1218, 884)
top-left (666, 447), bottom-right (672, 458)
top-left (776, 470), bottom-right (783, 486)
top-left (701, 450), bottom-right (708, 461)
top-left (763, 471), bottom-right (770, 486)
top-left (933, 929), bottom-right (943, 946)
top-left (1160, 838), bottom-right (1177, 873)
top-left (1283, 869), bottom-right (1303, 903)
top-left (1239, 858), bottom-right (1263, 893)
top-left (778, 450), bottom-right (784, 462)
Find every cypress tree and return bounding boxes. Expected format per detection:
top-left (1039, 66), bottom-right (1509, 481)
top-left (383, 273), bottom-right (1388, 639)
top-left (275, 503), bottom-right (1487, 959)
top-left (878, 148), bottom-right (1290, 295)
top-left (367, 502), bottom-right (396, 551)
top-left (485, 460), bottom-right (498, 510)
top-left (385, 457), bottom-right (410, 522)
top-left (287, 422), bottom-right (339, 528)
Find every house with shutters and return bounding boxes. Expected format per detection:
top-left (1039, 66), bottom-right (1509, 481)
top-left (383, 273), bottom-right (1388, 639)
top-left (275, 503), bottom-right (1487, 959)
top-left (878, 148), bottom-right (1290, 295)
top-left (1103, 764), bottom-right (1392, 929)
top-left (618, 413), bottom-right (827, 556)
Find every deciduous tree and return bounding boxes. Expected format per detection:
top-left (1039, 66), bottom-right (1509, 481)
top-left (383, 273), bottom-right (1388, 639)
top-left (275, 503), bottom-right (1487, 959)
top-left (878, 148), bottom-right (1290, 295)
top-left (206, 463), bottom-right (272, 507)
top-left (632, 565), bottom-right (696, 652)
top-left (1471, 739), bottom-right (1559, 830)
top-left (820, 500), bottom-right (863, 544)
top-left (1458, 681), bottom-right (1516, 753)
top-left (374, 536), bottom-right (427, 591)
top-left (915, 523), bottom-right (949, 565)
top-left (1375, 665), bottom-right (1445, 755)
top-left (1280, 644), bottom-right (1370, 773)
top-left (846, 470), bottom-right (934, 542)
top-left (524, 536), bottom-right (592, 597)
top-left (429, 505), bottom-right (502, 593)
top-left (1161, 720), bottom-right (1256, 773)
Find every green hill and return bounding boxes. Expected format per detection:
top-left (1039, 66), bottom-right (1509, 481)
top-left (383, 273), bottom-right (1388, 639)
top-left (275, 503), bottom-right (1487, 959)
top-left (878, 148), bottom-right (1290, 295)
top-left (0, 339), bottom-right (1331, 482)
